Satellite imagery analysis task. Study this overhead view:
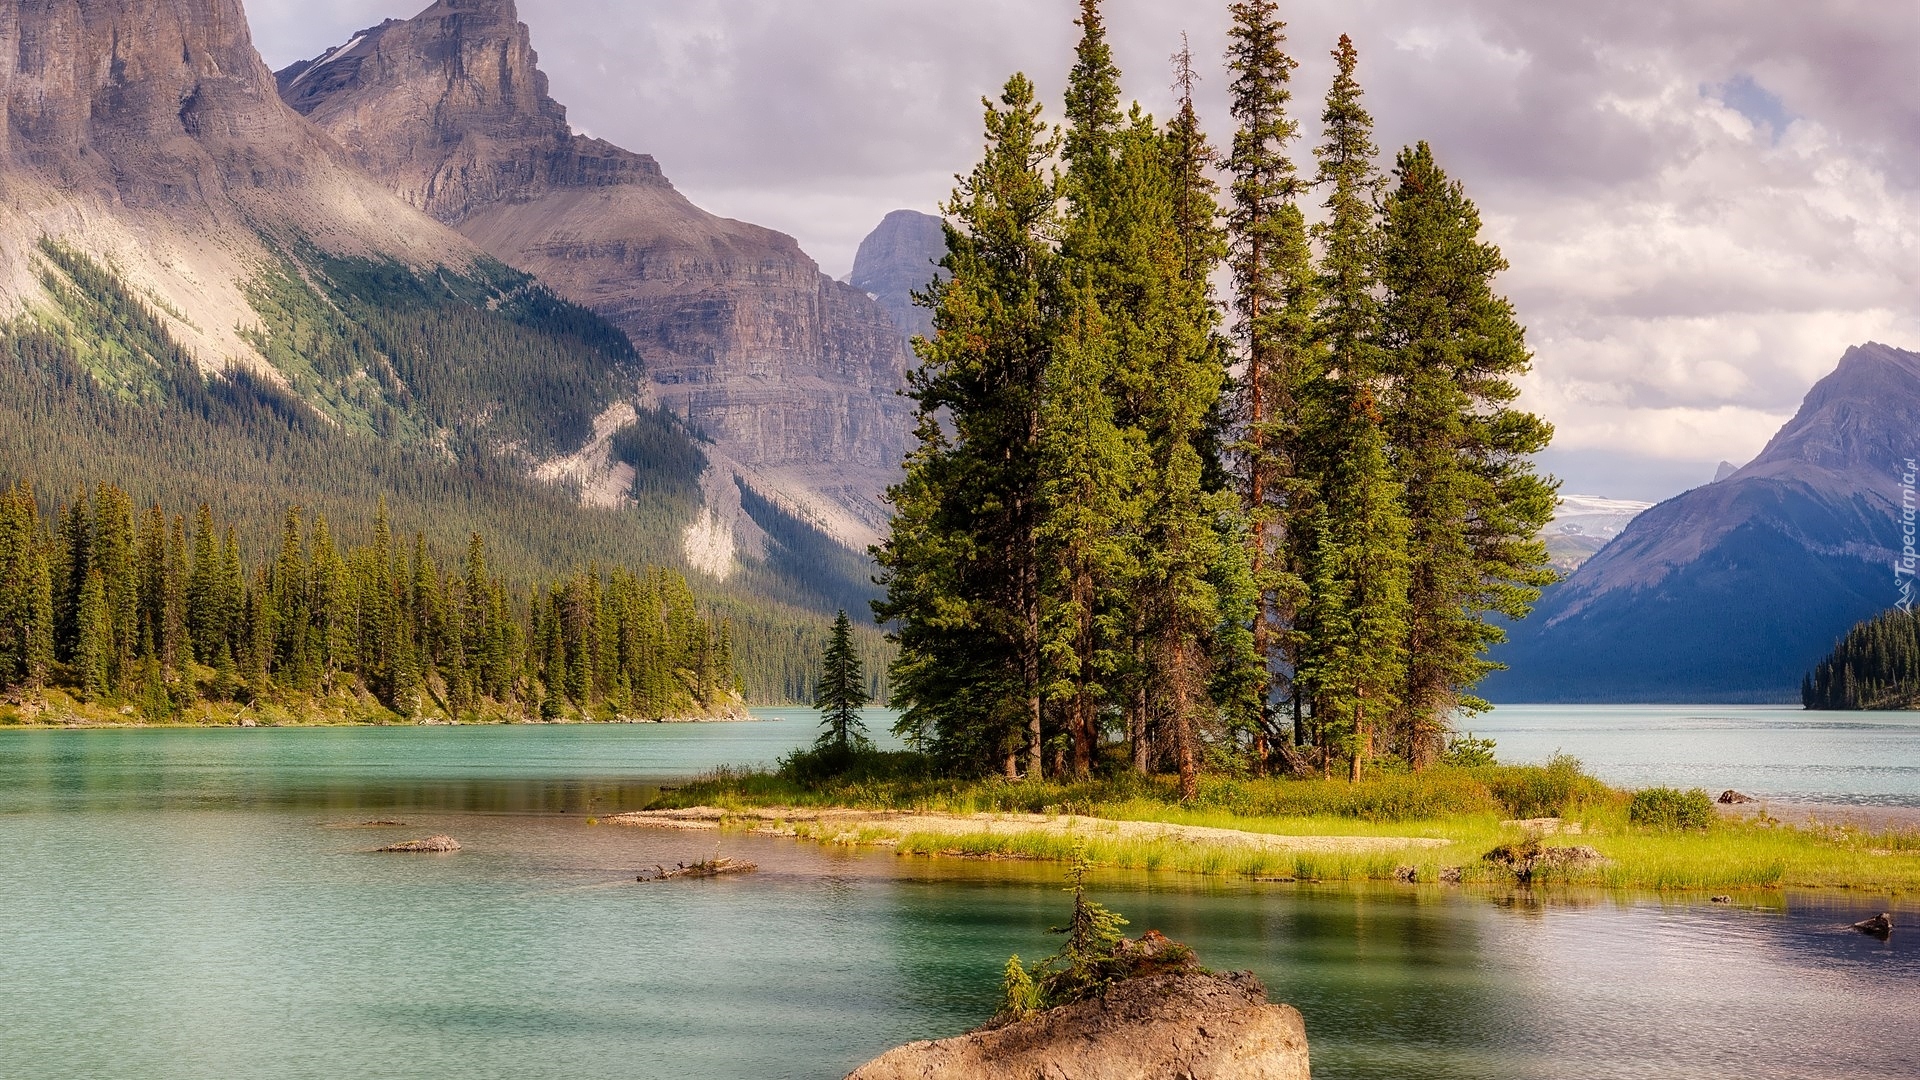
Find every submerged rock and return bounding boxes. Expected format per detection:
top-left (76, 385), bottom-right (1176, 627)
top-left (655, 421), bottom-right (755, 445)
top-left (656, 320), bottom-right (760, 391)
top-left (637, 857), bottom-right (757, 882)
top-left (378, 835), bottom-right (461, 853)
top-left (844, 970), bottom-right (1309, 1080)
top-left (1853, 913), bottom-right (1893, 938)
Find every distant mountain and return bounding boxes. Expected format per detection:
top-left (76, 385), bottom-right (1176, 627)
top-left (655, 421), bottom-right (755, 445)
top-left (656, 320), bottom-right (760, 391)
top-left (1488, 342), bottom-right (1917, 703)
top-left (277, 0), bottom-right (915, 557)
top-left (850, 210), bottom-right (947, 343)
top-left (1542, 495), bottom-right (1653, 572)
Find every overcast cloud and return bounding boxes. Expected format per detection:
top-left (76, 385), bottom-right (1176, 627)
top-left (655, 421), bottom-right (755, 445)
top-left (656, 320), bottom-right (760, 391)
top-left (245, 0), bottom-right (1920, 501)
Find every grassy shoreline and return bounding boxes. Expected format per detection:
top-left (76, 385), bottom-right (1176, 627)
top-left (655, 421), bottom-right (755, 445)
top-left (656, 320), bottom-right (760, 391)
top-left (641, 758), bottom-right (1920, 893)
top-left (0, 688), bottom-right (752, 729)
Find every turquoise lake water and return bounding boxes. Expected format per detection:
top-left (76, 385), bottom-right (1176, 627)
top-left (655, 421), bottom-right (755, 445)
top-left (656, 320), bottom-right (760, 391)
top-left (1, 706), bottom-right (1915, 1079)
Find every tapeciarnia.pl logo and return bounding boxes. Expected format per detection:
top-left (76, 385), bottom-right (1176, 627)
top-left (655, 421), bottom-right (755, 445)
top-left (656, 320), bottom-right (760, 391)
top-left (1899, 458), bottom-right (1918, 613)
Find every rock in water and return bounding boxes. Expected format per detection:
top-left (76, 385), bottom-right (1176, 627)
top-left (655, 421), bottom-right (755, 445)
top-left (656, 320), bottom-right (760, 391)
top-left (378, 836), bottom-right (462, 853)
top-left (843, 971), bottom-right (1310, 1080)
top-left (1853, 913), bottom-right (1893, 938)
top-left (1718, 790), bottom-right (1756, 804)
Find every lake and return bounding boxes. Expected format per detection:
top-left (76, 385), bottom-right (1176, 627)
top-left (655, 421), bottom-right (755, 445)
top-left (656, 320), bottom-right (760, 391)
top-left (1, 706), bottom-right (1915, 1079)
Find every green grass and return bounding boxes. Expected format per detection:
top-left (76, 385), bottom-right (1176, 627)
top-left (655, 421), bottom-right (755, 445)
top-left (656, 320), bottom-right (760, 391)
top-left (653, 756), bottom-right (1920, 893)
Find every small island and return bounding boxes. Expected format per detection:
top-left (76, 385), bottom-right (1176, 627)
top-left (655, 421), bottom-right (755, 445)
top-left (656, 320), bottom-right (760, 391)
top-left (846, 864), bottom-right (1311, 1080)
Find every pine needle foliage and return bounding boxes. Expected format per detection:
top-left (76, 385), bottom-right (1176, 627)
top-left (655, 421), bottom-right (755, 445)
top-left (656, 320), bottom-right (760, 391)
top-left (814, 610), bottom-right (872, 756)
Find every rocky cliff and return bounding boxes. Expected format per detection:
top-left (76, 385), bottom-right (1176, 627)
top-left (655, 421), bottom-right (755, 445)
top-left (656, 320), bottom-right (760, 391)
top-left (278, 0), bottom-right (915, 552)
top-left (845, 971), bottom-right (1311, 1080)
top-left (850, 209), bottom-right (947, 344)
top-left (0, 0), bottom-right (469, 370)
top-left (1490, 342), bottom-right (1920, 703)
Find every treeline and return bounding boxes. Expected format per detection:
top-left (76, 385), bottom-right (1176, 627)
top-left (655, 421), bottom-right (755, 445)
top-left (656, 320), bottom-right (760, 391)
top-left (0, 481), bottom-right (739, 721)
top-left (2, 236), bottom-right (880, 702)
top-left (1803, 608), bottom-right (1920, 710)
top-left (878, 1), bottom-right (1554, 788)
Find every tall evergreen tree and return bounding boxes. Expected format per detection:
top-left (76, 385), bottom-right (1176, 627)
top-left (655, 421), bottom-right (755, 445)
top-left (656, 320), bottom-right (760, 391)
top-left (1295, 34), bottom-right (1409, 780)
top-left (1377, 142), bottom-right (1557, 765)
top-left (814, 610), bottom-right (872, 756)
top-left (1225, 0), bottom-right (1317, 758)
top-left (876, 73), bottom-right (1062, 778)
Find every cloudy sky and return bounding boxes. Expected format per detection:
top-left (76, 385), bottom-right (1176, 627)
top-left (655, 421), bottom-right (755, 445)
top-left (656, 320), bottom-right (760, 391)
top-left (245, 0), bottom-right (1920, 502)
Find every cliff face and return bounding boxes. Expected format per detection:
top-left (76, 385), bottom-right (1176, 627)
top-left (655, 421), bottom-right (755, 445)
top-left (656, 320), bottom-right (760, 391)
top-left (850, 209), bottom-right (947, 343)
top-left (1490, 342), bottom-right (1920, 703)
top-left (0, 0), bottom-right (470, 369)
top-left (279, 0), bottom-right (914, 550)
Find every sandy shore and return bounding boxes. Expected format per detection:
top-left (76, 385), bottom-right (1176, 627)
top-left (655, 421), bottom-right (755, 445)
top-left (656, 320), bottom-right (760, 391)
top-left (604, 806), bottom-right (1452, 855)
top-left (1719, 799), bottom-right (1920, 833)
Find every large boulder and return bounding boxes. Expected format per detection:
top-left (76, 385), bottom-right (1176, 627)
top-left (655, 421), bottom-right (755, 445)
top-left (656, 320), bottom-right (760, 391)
top-left (844, 971), bottom-right (1310, 1080)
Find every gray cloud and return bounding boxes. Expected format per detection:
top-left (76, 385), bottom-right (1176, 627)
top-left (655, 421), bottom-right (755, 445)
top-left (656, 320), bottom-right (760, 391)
top-left (245, 0), bottom-right (1920, 501)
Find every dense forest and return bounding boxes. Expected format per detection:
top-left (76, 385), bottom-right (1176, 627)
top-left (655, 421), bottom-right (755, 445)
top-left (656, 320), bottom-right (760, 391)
top-left (0, 481), bottom-right (739, 721)
top-left (877, 0), bottom-right (1555, 788)
top-left (1803, 607), bottom-right (1920, 710)
top-left (0, 237), bottom-right (883, 704)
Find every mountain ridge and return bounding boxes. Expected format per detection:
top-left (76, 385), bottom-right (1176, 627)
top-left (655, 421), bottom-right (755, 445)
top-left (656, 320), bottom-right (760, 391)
top-left (276, 0), bottom-right (916, 556)
top-left (1490, 342), bottom-right (1916, 703)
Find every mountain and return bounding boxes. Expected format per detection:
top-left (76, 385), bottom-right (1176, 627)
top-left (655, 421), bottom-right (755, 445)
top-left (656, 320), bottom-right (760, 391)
top-left (0, 0), bottom-right (466, 363)
top-left (1488, 342), bottom-right (1918, 704)
top-left (1542, 494), bottom-right (1652, 572)
top-left (0, 0), bottom-right (876, 701)
top-left (276, 0), bottom-right (915, 554)
top-left (850, 209), bottom-right (947, 343)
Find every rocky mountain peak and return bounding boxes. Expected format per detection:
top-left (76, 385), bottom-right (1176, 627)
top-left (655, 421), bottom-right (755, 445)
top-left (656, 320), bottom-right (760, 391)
top-left (277, 0), bottom-right (662, 223)
top-left (0, 0), bottom-right (469, 365)
top-left (1491, 341), bottom-right (1920, 703)
top-left (281, 2), bottom-right (916, 556)
top-left (851, 209), bottom-right (947, 342)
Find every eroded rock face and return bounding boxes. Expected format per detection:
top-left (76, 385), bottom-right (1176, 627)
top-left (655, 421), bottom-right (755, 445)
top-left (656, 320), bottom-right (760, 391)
top-left (278, 0), bottom-right (915, 548)
top-left (844, 972), bottom-right (1311, 1080)
top-left (0, 0), bottom-right (471, 367)
top-left (850, 209), bottom-right (947, 344)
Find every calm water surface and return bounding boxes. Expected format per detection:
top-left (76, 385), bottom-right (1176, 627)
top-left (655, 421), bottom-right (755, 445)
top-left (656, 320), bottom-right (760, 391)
top-left (1, 707), bottom-right (1915, 1079)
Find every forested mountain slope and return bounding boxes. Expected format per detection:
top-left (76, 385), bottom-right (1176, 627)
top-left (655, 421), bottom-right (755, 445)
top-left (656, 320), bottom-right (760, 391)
top-left (278, 0), bottom-right (916, 554)
top-left (1489, 343), bottom-right (1918, 703)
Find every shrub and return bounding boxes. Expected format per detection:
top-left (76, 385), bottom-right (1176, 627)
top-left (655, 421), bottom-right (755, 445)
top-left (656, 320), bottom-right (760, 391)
top-left (1442, 733), bottom-right (1498, 768)
top-left (1480, 753), bottom-right (1609, 819)
top-left (778, 746), bottom-right (935, 788)
top-left (1628, 786), bottom-right (1716, 830)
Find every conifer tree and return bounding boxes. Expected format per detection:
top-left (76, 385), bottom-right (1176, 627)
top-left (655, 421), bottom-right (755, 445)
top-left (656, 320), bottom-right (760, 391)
top-left (1149, 47), bottom-right (1261, 796)
top-left (814, 610), bottom-right (872, 756)
top-left (187, 504), bottom-right (219, 664)
top-left (1042, 0), bottom-right (1132, 776)
top-left (1225, 0), bottom-right (1317, 757)
top-left (1377, 142), bottom-right (1557, 764)
top-left (876, 73), bottom-right (1061, 778)
top-left (74, 569), bottom-right (110, 701)
top-left (1295, 34), bottom-right (1409, 780)
top-left (91, 485), bottom-right (138, 695)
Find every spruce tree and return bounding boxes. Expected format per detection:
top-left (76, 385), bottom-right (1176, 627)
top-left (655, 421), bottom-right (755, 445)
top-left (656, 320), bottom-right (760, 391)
top-left (1377, 142), bottom-right (1557, 765)
top-left (875, 73), bottom-right (1061, 778)
top-left (1295, 34), bottom-right (1409, 780)
top-left (74, 569), bottom-right (110, 701)
top-left (814, 610), bottom-right (872, 756)
top-left (1225, 0), bottom-right (1317, 758)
